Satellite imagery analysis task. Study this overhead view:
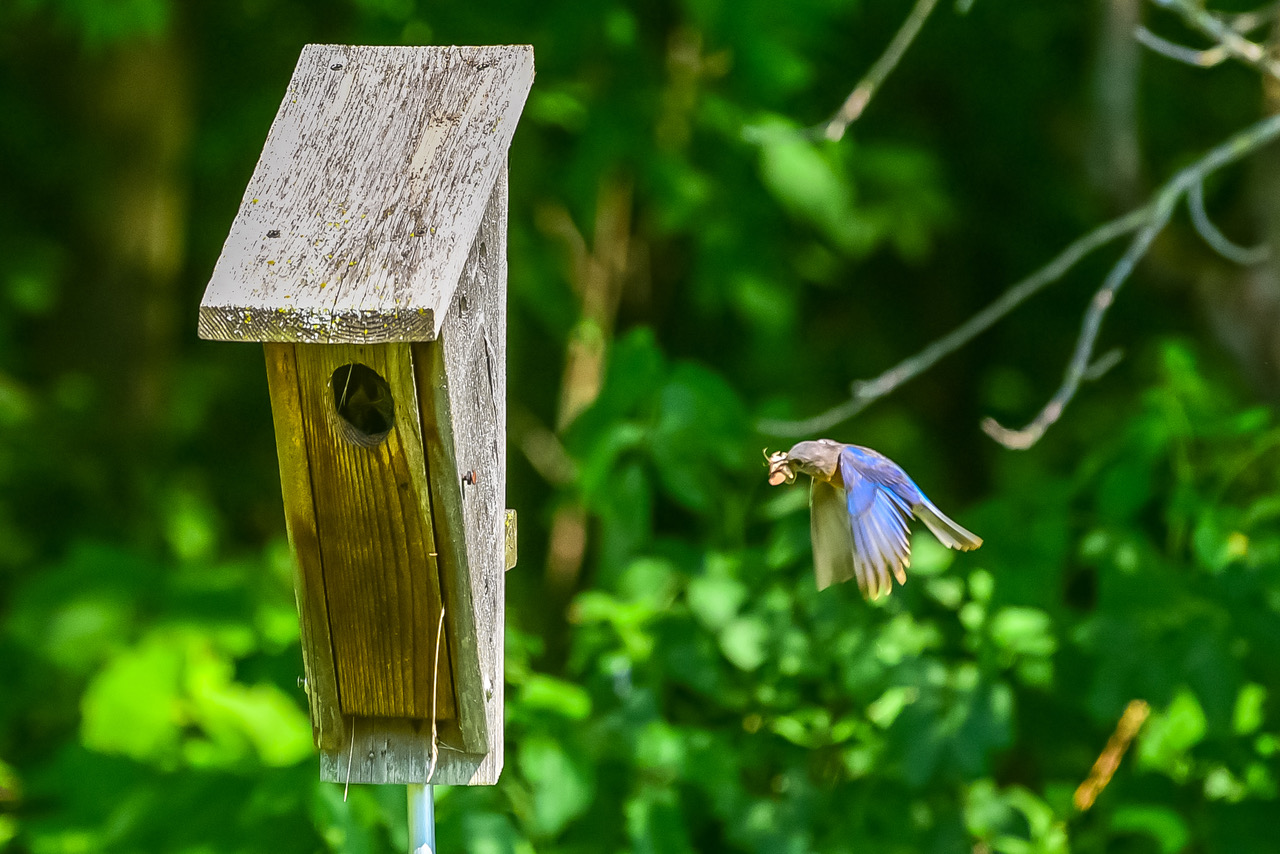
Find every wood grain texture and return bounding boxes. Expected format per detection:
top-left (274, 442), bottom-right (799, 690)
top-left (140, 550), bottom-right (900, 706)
top-left (263, 343), bottom-right (346, 751)
top-left (293, 342), bottom-right (457, 721)
top-left (319, 170), bottom-right (507, 786)
top-left (319, 716), bottom-right (476, 786)
top-left (198, 44), bottom-right (533, 344)
top-left (421, 166), bottom-right (510, 782)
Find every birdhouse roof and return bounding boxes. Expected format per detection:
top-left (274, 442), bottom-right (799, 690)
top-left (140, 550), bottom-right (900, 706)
top-left (198, 44), bottom-right (533, 343)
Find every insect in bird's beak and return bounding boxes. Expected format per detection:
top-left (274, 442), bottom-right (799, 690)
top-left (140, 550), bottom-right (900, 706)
top-left (764, 448), bottom-right (795, 486)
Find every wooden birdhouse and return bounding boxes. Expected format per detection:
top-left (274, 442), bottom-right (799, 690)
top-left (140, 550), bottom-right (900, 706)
top-left (197, 44), bottom-right (534, 786)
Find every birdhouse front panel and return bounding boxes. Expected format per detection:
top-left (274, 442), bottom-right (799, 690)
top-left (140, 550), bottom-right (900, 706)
top-left (290, 342), bottom-right (456, 723)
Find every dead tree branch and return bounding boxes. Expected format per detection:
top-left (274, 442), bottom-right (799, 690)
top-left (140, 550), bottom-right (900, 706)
top-left (1187, 178), bottom-right (1271, 264)
top-left (818, 0), bottom-right (942, 141)
top-left (758, 112), bottom-right (1280, 441)
top-left (1136, 25), bottom-right (1229, 67)
top-left (756, 208), bottom-right (1150, 437)
top-left (983, 112), bottom-right (1280, 449)
top-left (1150, 0), bottom-right (1280, 79)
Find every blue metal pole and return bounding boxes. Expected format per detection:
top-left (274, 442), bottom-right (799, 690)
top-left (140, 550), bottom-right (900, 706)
top-left (407, 784), bottom-right (435, 854)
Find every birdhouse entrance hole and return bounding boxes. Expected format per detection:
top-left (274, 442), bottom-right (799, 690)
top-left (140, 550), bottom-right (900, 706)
top-left (331, 363), bottom-right (395, 447)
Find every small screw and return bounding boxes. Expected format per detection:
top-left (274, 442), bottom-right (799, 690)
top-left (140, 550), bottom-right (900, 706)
top-left (297, 676), bottom-right (307, 689)
top-left (267, 229), bottom-right (281, 238)
top-left (463, 469), bottom-right (479, 487)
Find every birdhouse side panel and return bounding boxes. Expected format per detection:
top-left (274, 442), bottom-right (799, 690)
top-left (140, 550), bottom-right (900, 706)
top-left (436, 163), bottom-right (508, 777)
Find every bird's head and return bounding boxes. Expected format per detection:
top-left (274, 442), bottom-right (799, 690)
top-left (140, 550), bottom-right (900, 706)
top-left (783, 439), bottom-right (843, 481)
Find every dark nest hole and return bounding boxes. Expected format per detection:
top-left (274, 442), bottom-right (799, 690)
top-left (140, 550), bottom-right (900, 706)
top-left (331, 363), bottom-right (395, 448)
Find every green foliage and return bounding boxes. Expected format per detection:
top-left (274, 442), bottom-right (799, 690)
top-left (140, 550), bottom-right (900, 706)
top-left (3, 1), bottom-right (1280, 852)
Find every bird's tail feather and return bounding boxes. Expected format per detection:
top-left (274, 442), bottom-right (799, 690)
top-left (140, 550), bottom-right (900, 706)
top-left (914, 500), bottom-right (982, 551)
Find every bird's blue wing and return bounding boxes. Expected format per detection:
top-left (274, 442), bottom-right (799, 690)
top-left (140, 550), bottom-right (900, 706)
top-left (846, 444), bottom-right (982, 552)
top-left (839, 447), bottom-right (914, 598)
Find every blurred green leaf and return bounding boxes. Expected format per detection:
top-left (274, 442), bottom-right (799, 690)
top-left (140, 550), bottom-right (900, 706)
top-left (718, 615), bottom-right (768, 672)
top-left (80, 628), bottom-right (310, 770)
top-left (1109, 805), bottom-right (1189, 854)
top-left (518, 675), bottom-right (593, 721)
top-left (516, 736), bottom-right (594, 837)
top-left (1139, 688), bottom-right (1207, 781)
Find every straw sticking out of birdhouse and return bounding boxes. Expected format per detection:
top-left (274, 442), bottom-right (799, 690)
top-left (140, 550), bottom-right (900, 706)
top-left (344, 717), bottom-right (357, 802)
top-left (426, 606), bottom-right (446, 782)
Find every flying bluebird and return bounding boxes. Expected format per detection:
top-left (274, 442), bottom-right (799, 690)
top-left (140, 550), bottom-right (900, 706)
top-left (767, 439), bottom-right (981, 597)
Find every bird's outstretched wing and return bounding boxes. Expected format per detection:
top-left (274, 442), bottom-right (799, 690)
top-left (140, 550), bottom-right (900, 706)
top-left (838, 447), bottom-right (914, 599)
top-left (809, 479), bottom-right (858, 592)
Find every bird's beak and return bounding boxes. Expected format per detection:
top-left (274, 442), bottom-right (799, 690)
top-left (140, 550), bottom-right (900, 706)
top-left (765, 449), bottom-right (795, 486)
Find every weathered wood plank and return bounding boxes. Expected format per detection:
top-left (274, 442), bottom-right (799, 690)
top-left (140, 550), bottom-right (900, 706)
top-left (319, 171), bottom-right (507, 785)
top-left (319, 716), bottom-right (481, 786)
top-left (292, 341), bottom-right (457, 722)
top-left (414, 165), bottom-right (507, 783)
top-left (198, 44), bottom-right (534, 344)
top-left (452, 168), bottom-right (506, 774)
top-left (262, 343), bottom-right (346, 751)
top-left (444, 163), bottom-right (506, 770)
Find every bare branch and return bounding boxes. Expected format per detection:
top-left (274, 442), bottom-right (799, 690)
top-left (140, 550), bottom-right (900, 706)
top-left (1222, 5), bottom-right (1279, 34)
top-left (756, 208), bottom-right (1150, 437)
top-left (819, 0), bottom-right (942, 141)
top-left (1135, 25), bottom-right (1228, 67)
top-left (758, 112), bottom-right (1280, 441)
top-left (1187, 178), bottom-right (1270, 264)
top-left (982, 222), bottom-right (1164, 449)
top-left (1073, 700), bottom-right (1151, 812)
top-left (1082, 348), bottom-right (1125, 382)
top-left (983, 112), bottom-right (1280, 449)
top-left (1150, 0), bottom-right (1280, 79)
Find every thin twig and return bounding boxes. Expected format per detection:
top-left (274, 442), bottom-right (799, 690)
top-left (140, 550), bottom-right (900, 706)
top-left (1222, 5), bottom-right (1279, 34)
top-left (1187, 178), bottom-right (1270, 265)
top-left (1074, 700), bottom-right (1150, 811)
top-left (1151, 0), bottom-right (1280, 79)
top-left (819, 0), bottom-right (942, 141)
top-left (981, 223), bottom-right (1165, 449)
top-left (756, 208), bottom-right (1150, 437)
top-left (983, 112), bottom-right (1280, 449)
top-left (758, 112), bottom-right (1280, 441)
top-left (1135, 25), bottom-right (1228, 66)
top-left (1082, 348), bottom-right (1126, 382)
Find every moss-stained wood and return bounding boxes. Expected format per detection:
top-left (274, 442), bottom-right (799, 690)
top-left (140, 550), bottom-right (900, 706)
top-left (198, 44), bottom-right (534, 344)
top-left (318, 171), bottom-right (508, 786)
top-left (417, 165), bottom-right (507, 779)
top-left (263, 343), bottom-right (346, 751)
top-left (504, 509), bottom-right (517, 570)
top-left (291, 341), bottom-right (457, 722)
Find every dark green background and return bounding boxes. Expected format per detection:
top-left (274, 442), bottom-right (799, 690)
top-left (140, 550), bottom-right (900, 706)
top-left (3, 1), bottom-right (1279, 851)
